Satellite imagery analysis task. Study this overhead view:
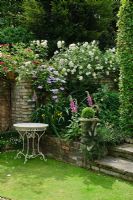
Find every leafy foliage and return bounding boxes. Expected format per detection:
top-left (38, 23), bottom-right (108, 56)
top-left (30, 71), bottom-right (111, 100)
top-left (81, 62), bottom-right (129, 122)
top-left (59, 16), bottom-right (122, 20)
top-left (0, 0), bottom-right (22, 27)
top-left (117, 0), bottom-right (133, 133)
top-left (21, 0), bottom-right (45, 37)
top-left (81, 107), bottom-right (95, 119)
top-left (94, 85), bottom-right (120, 127)
top-left (0, 26), bottom-right (34, 44)
top-left (0, 131), bottom-right (22, 151)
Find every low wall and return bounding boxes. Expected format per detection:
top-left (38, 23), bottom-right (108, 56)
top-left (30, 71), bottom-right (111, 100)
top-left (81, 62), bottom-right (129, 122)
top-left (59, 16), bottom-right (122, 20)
top-left (42, 136), bottom-right (91, 168)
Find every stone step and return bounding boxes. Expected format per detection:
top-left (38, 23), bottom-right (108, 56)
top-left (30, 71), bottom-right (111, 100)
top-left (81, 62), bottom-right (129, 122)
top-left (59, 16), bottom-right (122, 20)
top-left (125, 138), bottom-right (133, 144)
top-left (109, 144), bottom-right (133, 161)
top-left (92, 156), bottom-right (133, 181)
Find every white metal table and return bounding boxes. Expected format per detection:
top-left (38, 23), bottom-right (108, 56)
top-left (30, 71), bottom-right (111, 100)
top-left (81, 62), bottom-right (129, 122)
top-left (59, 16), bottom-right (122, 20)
top-left (13, 123), bottom-right (48, 164)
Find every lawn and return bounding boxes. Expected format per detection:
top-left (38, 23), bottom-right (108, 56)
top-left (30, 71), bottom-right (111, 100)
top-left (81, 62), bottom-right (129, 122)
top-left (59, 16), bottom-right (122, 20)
top-left (0, 152), bottom-right (133, 200)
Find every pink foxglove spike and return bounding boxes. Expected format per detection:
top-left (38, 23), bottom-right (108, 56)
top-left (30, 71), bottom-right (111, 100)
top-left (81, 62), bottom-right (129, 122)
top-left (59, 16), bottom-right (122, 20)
top-left (86, 91), bottom-right (93, 106)
top-left (69, 95), bottom-right (78, 113)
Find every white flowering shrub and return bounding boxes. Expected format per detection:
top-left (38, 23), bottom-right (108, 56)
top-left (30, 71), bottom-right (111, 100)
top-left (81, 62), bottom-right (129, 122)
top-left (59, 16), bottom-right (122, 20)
top-left (30, 40), bottom-right (48, 59)
top-left (51, 41), bottom-right (119, 85)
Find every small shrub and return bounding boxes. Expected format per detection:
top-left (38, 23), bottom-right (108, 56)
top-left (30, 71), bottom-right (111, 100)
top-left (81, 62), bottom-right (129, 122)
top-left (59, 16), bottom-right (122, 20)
top-left (0, 26), bottom-right (34, 44)
top-left (0, 131), bottom-right (22, 151)
top-left (81, 107), bottom-right (95, 119)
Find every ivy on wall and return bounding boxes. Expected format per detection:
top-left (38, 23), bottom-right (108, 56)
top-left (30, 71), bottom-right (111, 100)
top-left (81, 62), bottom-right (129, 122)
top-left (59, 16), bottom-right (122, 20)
top-left (117, 0), bottom-right (133, 133)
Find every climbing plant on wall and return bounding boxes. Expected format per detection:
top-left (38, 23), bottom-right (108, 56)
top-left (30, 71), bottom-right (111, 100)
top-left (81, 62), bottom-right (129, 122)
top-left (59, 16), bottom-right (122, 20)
top-left (117, 0), bottom-right (133, 133)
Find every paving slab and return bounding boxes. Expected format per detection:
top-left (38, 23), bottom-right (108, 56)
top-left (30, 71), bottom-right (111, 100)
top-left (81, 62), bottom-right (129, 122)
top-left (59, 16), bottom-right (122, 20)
top-left (113, 144), bottom-right (133, 153)
top-left (109, 143), bottom-right (133, 161)
top-left (94, 156), bottom-right (133, 182)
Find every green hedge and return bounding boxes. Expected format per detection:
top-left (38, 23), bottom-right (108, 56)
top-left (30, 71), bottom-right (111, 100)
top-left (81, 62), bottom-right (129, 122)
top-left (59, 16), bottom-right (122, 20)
top-left (117, 0), bottom-right (133, 134)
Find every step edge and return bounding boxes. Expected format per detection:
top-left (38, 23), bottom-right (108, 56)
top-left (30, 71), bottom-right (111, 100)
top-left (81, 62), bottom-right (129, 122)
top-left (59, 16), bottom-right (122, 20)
top-left (110, 148), bottom-right (133, 155)
top-left (94, 158), bottom-right (133, 177)
top-left (91, 165), bottom-right (133, 182)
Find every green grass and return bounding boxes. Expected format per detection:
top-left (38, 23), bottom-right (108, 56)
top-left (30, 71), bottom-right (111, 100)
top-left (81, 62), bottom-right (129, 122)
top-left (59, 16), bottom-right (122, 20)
top-left (0, 152), bottom-right (133, 200)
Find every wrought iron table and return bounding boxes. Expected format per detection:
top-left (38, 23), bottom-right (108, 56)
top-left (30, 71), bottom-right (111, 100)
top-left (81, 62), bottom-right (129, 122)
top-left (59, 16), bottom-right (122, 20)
top-left (13, 123), bottom-right (48, 164)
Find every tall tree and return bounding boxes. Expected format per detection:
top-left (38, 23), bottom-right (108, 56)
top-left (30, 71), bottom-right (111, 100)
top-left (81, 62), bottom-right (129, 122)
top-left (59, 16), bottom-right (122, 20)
top-left (21, 0), bottom-right (45, 39)
top-left (21, 0), bottom-right (116, 52)
top-left (117, 0), bottom-right (133, 133)
top-left (0, 0), bottom-right (22, 27)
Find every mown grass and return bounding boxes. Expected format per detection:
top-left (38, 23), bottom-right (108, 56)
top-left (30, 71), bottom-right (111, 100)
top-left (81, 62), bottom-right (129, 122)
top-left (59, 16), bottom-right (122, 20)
top-left (0, 151), bottom-right (133, 200)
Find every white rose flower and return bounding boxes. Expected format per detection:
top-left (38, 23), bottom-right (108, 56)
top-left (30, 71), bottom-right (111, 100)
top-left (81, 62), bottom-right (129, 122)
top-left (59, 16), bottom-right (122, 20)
top-left (79, 71), bottom-right (83, 75)
top-left (78, 76), bottom-right (83, 81)
top-left (57, 40), bottom-right (65, 48)
top-left (24, 61), bottom-right (32, 66)
top-left (54, 50), bottom-right (59, 55)
top-left (91, 40), bottom-right (96, 45)
top-left (106, 71), bottom-right (109, 75)
top-left (57, 41), bottom-right (62, 48)
top-left (69, 43), bottom-right (76, 50)
top-left (32, 40), bottom-right (36, 44)
top-left (87, 64), bottom-right (91, 69)
top-left (81, 49), bottom-right (85, 53)
top-left (95, 56), bottom-right (99, 60)
top-left (41, 40), bottom-right (47, 47)
top-left (62, 68), bottom-right (66, 72)
top-left (71, 69), bottom-right (76, 74)
top-left (83, 42), bottom-right (89, 47)
top-left (69, 61), bottom-right (74, 67)
top-left (36, 40), bottom-right (40, 46)
top-left (67, 69), bottom-right (71, 72)
top-left (59, 58), bottom-right (65, 65)
top-left (86, 72), bottom-right (91, 76)
top-left (89, 51), bottom-right (94, 57)
top-left (74, 65), bottom-right (78, 69)
top-left (111, 48), bottom-right (115, 52)
top-left (93, 72), bottom-right (97, 78)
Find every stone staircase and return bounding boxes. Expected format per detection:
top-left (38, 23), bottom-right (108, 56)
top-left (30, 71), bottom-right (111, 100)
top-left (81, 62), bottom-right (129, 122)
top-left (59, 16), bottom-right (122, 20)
top-left (92, 143), bottom-right (133, 181)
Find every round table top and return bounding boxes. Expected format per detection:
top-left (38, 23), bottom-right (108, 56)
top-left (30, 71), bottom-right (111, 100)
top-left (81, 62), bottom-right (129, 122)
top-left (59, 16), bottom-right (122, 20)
top-left (13, 123), bottom-right (48, 131)
top-left (14, 123), bottom-right (48, 128)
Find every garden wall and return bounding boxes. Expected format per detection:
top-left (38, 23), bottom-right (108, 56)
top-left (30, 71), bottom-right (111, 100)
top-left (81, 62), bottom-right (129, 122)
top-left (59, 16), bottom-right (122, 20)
top-left (11, 80), bottom-right (35, 124)
top-left (42, 136), bottom-right (91, 168)
top-left (0, 79), bottom-right (11, 131)
top-left (0, 79), bottom-right (35, 131)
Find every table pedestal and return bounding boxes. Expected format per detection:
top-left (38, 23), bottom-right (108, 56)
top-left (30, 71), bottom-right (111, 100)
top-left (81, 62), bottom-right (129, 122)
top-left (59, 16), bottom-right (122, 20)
top-left (14, 123), bottom-right (48, 164)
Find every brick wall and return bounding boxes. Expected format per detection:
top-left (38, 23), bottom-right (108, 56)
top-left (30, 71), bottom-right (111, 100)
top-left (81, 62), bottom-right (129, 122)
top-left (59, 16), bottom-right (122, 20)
top-left (0, 79), bottom-right (11, 131)
top-left (42, 136), bottom-right (91, 168)
top-left (11, 80), bottom-right (35, 124)
top-left (0, 79), bottom-right (35, 131)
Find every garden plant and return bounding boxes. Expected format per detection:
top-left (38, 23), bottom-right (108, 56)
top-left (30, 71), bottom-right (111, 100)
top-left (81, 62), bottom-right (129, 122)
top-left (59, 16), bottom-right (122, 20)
top-left (0, 0), bottom-right (133, 199)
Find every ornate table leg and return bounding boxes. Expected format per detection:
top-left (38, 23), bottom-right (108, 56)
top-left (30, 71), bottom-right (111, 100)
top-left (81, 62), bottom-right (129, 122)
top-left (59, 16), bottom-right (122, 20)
top-left (15, 132), bottom-right (26, 159)
top-left (36, 131), bottom-right (47, 161)
top-left (24, 133), bottom-right (30, 164)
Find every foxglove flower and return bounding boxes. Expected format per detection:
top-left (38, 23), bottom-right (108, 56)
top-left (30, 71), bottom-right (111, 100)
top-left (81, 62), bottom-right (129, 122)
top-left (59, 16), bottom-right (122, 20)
top-left (86, 91), bottom-right (93, 106)
top-left (70, 96), bottom-right (77, 113)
